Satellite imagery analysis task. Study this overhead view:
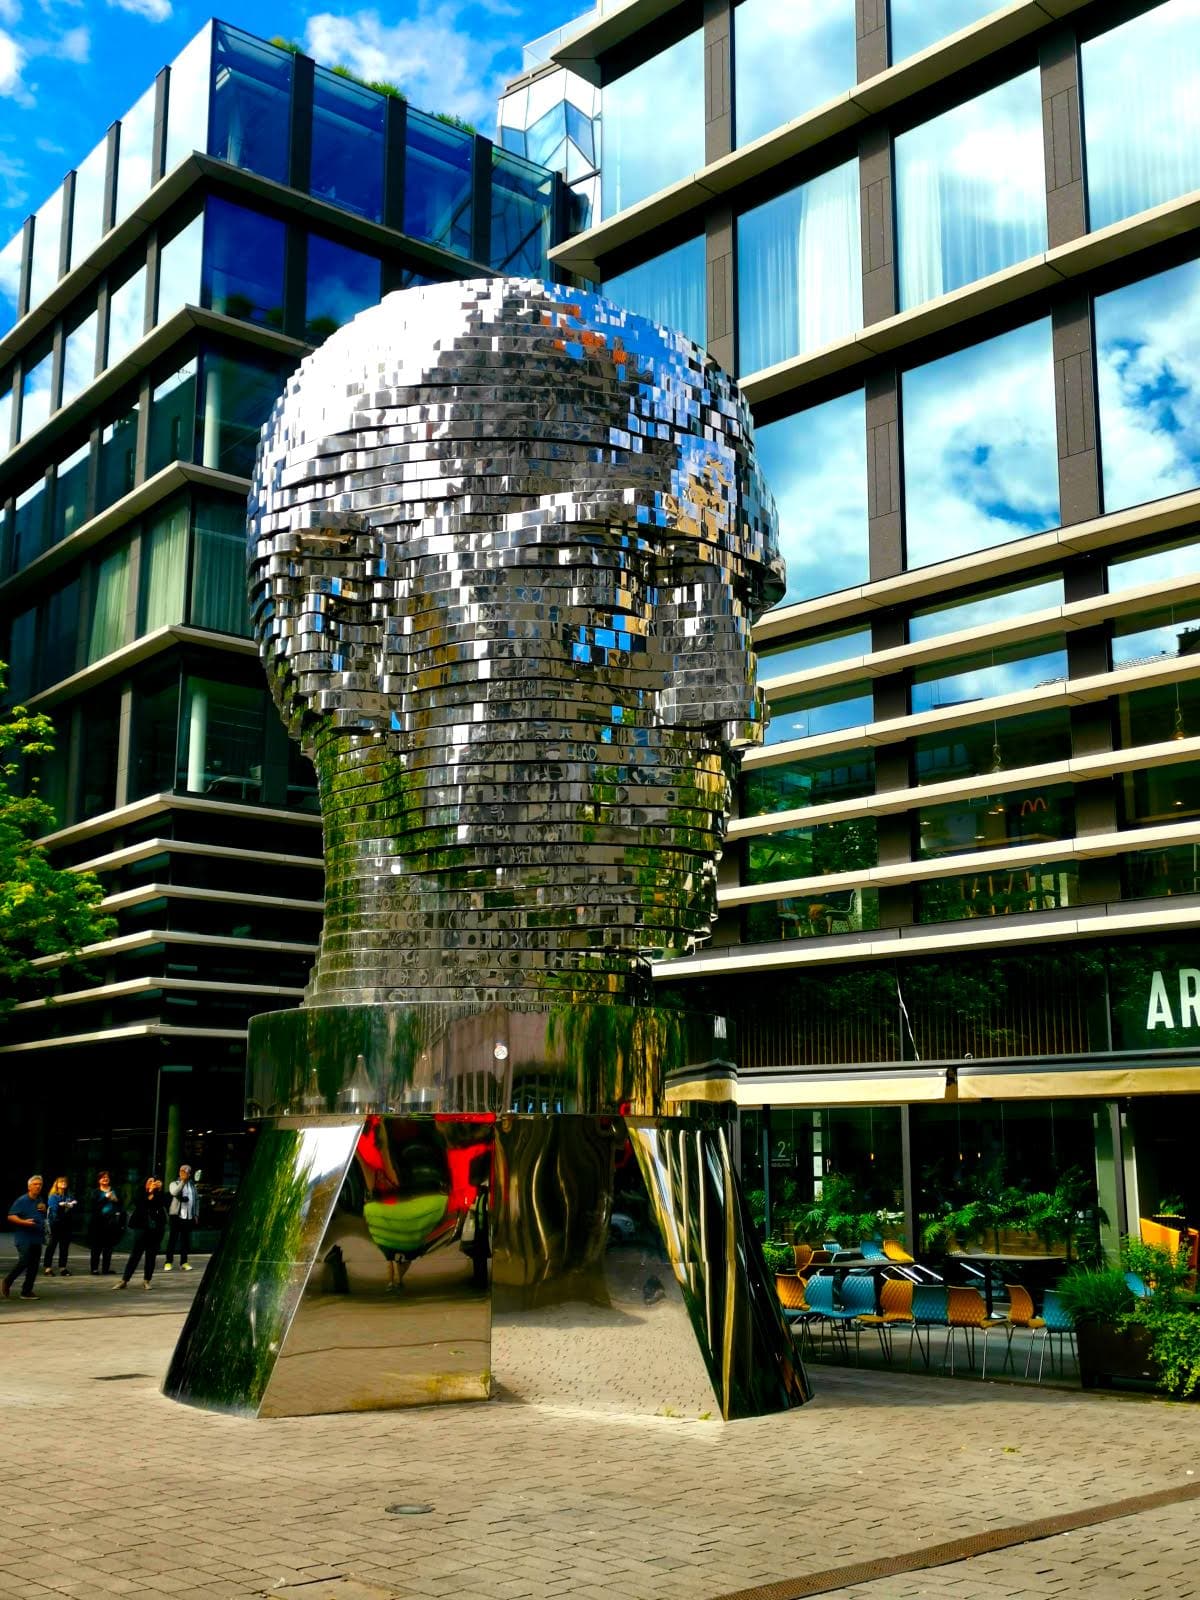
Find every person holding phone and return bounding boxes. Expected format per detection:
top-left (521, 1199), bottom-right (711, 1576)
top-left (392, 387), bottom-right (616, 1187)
top-left (113, 1176), bottom-right (169, 1290)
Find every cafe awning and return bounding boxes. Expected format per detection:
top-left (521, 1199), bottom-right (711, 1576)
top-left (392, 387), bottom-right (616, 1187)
top-left (733, 1067), bottom-right (948, 1109)
top-left (958, 1061), bottom-right (1200, 1100)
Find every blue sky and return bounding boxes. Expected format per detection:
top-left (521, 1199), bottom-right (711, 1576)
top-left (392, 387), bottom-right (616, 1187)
top-left (0, 0), bottom-right (586, 239)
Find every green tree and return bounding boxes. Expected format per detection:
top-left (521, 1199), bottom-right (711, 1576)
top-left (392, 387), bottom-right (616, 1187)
top-left (0, 668), bottom-right (114, 1016)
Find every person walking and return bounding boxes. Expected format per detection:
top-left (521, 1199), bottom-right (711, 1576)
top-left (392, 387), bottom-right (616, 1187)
top-left (164, 1165), bottom-right (200, 1272)
top-left (88, 1172), bottom-right (126, 1275)
top-left (43, 1177), bottom-right (79, 1276)
top-left (113, 1176), bottom-right (168, 1291)
top-left (3, 1176), bottom-right (47, 1299)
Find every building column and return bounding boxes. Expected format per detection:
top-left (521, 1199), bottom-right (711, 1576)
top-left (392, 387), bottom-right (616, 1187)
top-left (703, 0), bottom-right (734, 370)
top-left (703, 0), bottom-right (733, 165)
top-left (859, 124), bottom-right (895, 328)
top-left (706, 206), bottom-right (735, 373)
top-left (1094, 1100), bottom-right (1133, 1262)
top-left (1041, 29), bottom-right (1086, 248)
top-left (856, 0), bottom-right (888, 82)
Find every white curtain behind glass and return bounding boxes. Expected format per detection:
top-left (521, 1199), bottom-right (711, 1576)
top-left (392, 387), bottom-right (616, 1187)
top-left (1082, 0), bottom-right (1200, 232)
top-left (738, 159), bottom-right (861, 375)
top-left (603, 235), bottom-right (706, 349)
top-left (896, 70), bottom-right (1045, 310)
top-left (191, 501), bottom-right (252, 636)
top-left (88, 545), bottom-right (129, 662)
top-left (139, 503), bottom-right (187, 632)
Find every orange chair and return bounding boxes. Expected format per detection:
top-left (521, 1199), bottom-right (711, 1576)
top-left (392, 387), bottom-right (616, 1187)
top-left (945, 1286), bottom-right (1005, 1378)
top-left (792, 1243), bottom-right (814, 1272)
top-left (882, 1240), bottom-right (915, 1265)
top-left (775, 1271), bottom-right (814, 1354)
top-left (998, 1283), bottom-right (1045, 1377)
top-left (855, 1276), bottom-right (914, 1361)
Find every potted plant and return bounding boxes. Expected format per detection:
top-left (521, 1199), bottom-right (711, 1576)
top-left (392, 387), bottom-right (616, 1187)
top-left (1057, 1264), bottom-right (1151, 1389)
top-left (793, 1173), bottom-right (877, 1251)
top-left (1121, 1238), bottom-right (1200, 1400)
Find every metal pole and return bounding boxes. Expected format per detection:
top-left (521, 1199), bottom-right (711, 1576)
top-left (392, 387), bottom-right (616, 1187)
top-left (900, 1103), bottom-right (917, 1254)
top-left (150, 1066), bottom-right (162, 1176)
top-left (761, 1107), bottom-right (772, 1239)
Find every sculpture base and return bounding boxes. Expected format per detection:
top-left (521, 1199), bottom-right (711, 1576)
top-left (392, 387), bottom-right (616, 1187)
top-left (163, 1112), bottom-right (809, 1420)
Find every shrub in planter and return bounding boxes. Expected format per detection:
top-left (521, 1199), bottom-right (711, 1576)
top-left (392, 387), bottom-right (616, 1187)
top-left (761, 1240), bottom-right (796, 1276)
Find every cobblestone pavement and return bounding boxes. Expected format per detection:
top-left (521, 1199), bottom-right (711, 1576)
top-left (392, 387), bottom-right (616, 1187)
top-left (1, 1261), bottom-right (1199, 1600)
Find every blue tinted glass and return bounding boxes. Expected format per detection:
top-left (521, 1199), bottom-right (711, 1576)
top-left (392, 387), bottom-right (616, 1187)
top-left (165, 23), bottom-right (212, 173)
top-left (1110, 537), bottom-right (1200, 591)
top-left (13, 481), bottom-right (48, 568)
top-left (19, 347), bottom-right (53, 441)
top-left (29, 185), bottom-right (64, 307)
top-left (738, 159), bottom-right (860, 373)
top-left (909, 575), bottom-right (1064, 642)
top-left (305, 235), bottom-right (381, 343)
top-left (757, 628), bottom-right (872, 683)
top-left (156, 212), bottom-right (203, 322)
top-left (491, 148), bottom-right (553, 273)
top-left (97, 401), bottom-right (139, 511)
top-left (734, 0), bottom-right (855, 148)
top-left (52, 439), bottom-right (91, 543)
top-left (115, 84), bottom-right (156, 225)
top-left (106, 263), bottom-right (147, 367)
top-left (603, 29), bottom-right (703, 216)
top-left (210, 24), bottom-right (292, 184)
top-left (202, 197), bottom-right (285, 328)
top-left (766, 684), bottom-right (873, 744)
top-left (525, 103), bottom-right (566, 168)
top-left (61, 306), bottom-right (98, 406)
top-left (1082, 1), bottom-right (1200, 233)
top-left (1096, 256), bottom-right (1200, 514)
top-left (1114, 602), bottom-right (1200, 669)
top-left (603, 236), bottom-right (706, 348)
top-left (0, 231), bottom-right (22, 335)
top-left (0, 386), bottom-right (13, 458)
top-left (69, 138), bottom-right (110, 270)
top-left (311, 69), bottom-right (385, 221)
top-left (903, 318), bottom-right (1059, 569)
top-left (755, 390), bottom-right (868, 603)
top-left (405, 110), bottom-right (474, 256)
top-left (895, 71), bottom-right (1046, 310)
top-left (911, 640), bottom-right (1068, 713)
top-left (890, 0), bottom-right (1001, 63)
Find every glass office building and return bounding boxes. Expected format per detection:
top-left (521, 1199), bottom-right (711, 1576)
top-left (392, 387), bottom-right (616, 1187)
top-left (534, 0), bottom-right (1200, 1251)
top-left (0, 22), bottom-right (564, 1198)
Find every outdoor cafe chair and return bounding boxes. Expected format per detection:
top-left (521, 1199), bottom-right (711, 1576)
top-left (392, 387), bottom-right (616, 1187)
top-left (855, 1276), bottom-right (914, 1361)
top-left (837, 1272), bottom-right (878, 1362)
top-left (804, 1272), bottom-right (859, 1358)
top-left (999, 1283), bottom-right (1045, 1376)
top-left (945, 1286), bottom-right (1006, 1378)
top-left (859, 1239), bottom-right (888, 1262)
top-left (1125, 1271), bottom-right (1151, 1299)
top-left (775, 1271), bottom-right (814, 1356)
top-left (907, 1284), bottom-right (948, 1370)
top-left (792, 1243), bottom-right (814, 1271)
top-left (1033, 1289), bottom-right (1077, 1382)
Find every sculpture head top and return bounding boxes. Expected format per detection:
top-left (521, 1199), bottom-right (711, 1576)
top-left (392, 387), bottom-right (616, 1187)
top-left (249, 278), bottom-right (782, 1010)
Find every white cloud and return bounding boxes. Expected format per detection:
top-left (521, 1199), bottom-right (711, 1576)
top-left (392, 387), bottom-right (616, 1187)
top-left (0, 147), bottom-right (28, 215)
top-left (304, 3), bottom-right (522, 133)
top-left (0, 0), bottom-right (20, 24)
top-left (0, 27), bottom-right (28, 101)
top-left (105, 0), bottom-right (171, 20)
top-left (55, 20), bottom-right (85, 58)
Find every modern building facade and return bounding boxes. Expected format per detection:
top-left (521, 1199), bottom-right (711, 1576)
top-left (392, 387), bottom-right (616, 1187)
top-left (533, 0), bottom-right (1200, 1251)
top-left (0, 20), bottom-right (565, 1201)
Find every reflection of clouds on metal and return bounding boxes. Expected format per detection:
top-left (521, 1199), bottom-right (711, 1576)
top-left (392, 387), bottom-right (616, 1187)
top-left (249, 278), bottom-right (781, 1011)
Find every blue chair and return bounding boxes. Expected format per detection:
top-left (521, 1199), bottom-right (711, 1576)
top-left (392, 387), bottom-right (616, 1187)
top-left (859, 1239), bottom-right (888, 1262)
top-left (1124, 1271), bottom-right (1151, 1299)
top-left (838, 1273), bottom-right (879, 1362)
top-left (804, 1273), bottom-right (859, 1358)
top-left (907, 1284), bottom-right (948, 1369)
top-left (1033, 1289), bottom-right (1076, 1381)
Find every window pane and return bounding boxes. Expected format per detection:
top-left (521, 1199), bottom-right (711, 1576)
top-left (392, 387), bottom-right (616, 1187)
top-left (165, 23), bottom-right (212, 173)
top-left (909, 574), bottom-right (1064, 642)
top-left (198, 349), bottom-right (287, 478)
top-left (405, 109), bottom-right (474, 255)
top-left (13, 480), bottom-right (48, 568)
top-left (890, 0), bottom-right (1003, 64)
top-left (210, 23), bottom-right (292, 184)
top-left (914, 708), bottom-right (1072, 784)
top-left (178, 675), bottom-right (265, 799)
top-left (51, 440), bottom-right (91, 545)
top-left (60, 306), bottom-right (98, 407)
top-left (304, 235), bottom-right (380, 344)
top-left (734, 0), bottom-right (855, 148)
top-left (738, 159), bottom-right (860, 372)
top-left (1112, 600), bottom-right (1200, 669)
top-left (743, 748), bottom-right (875, 816)
top-left (202, 197), bottom-right (285, 328)
top-left (1109, 535), bottom-right (1200, 591)
top-left (157, 212), bottom-right (203, 322)
top-left (191, 495), bottom-right (251, 636)
top-left (916, 860), bottom-right (1077, 923)
top-left (911, 638), bottom-right (1068, 714)
top-left (78, 692), bottom-right (121, 821)
top-left (603, 236), bottom-right (706, 348)
top-left (757, 626), bottom-right (872, 683)
top-left (311, 67), bottom-right (384, 221)
top-left (766, 682), bottom-right (873, 744)
top-left (19, 346), bottom-right (53, 440)
top-left (903, 318), bottom-right (1059, 568)
top-left (29, 185), bottom-right (64, 306)
top-left (1124, 847), bottom-right (1200, 900)
top-left (745, 817), bottom-right (878, 884)
top-left (115, 84), bottom-right (157, 224)
top-left (87, 542), bottom-right (130, 662)
top-left (69, 138), bottom-right (110, 270)
top-left (148, 357), bottom-right (197, 477)
top-left (603, 29), bottom-right (703, 216)
top-left (917, 784), bottom-right (1074, 858)
top-left (0, 230), bottom-right (22, 334)
top-left (132, 671), bottom-right (180, 799)
top-left (1082, 0), bottom-right (1200, 233)
top-left (97, 401), bottom-right (139, 511)
top-left (40, 579), bottom-right (79, 687)
top-left (896, 70), bottom-right (1046, 309)
top-left (6, 608), bottom-right (35, 702)
top-left (491, 148), bottom-right (553, 274)
top-left (755, 390), bottom-right (868, 602)
top-left (0, 385), bottom-right (11, 458)
top-left (1118, 680), bottom-right (1200, 751)
top-left (1095, 256), bottom-right (1200, 515)
top-left (106, 263), bottom-right (147, 366)
top-left (139, 498), bottom-right (188, 633)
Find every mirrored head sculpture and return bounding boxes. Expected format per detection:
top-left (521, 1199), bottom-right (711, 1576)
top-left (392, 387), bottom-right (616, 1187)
top-left (165, 281), bottom-right (809, 1423)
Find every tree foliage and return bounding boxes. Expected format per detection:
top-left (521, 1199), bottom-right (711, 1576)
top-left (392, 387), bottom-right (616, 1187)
top-left (0, 669), bottom-right (114, 1015)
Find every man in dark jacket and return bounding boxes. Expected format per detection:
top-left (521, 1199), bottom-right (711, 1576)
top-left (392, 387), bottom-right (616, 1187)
top-left (3, 1176), bottom-right (47, 1299)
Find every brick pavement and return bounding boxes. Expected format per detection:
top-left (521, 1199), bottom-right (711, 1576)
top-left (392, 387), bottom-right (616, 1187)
top-left (1, 1262), bottom-right (1199, 1600)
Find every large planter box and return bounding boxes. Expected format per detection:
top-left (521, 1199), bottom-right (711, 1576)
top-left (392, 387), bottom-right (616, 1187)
top-left (1076, 1320), bottom-right (1158, 1390)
